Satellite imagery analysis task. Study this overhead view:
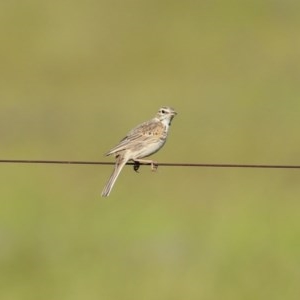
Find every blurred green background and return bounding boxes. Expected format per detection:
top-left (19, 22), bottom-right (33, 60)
top-left (1, 0), bottom-right (300, 299)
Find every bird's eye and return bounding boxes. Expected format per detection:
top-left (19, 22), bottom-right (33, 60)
top-left (161, 109), bottom-right (166, 114)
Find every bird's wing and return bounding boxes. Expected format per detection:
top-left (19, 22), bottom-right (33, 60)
top-left (106, 118), bottom-right (163, 155)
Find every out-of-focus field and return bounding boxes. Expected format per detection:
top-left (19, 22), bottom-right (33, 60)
top-left (1, 1), bottom-right (300, 299)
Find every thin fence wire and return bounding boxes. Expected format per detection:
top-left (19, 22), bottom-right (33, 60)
top-left (1, 159), bottom-right (300, 169)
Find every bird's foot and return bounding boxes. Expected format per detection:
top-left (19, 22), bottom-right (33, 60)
top-left (133, 161), bottom-right (140, 172)
top-left (151, 161), bottom-right (158, 172)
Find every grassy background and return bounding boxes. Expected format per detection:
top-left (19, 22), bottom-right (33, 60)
top-left (1, 0), bottom-right (300, 299)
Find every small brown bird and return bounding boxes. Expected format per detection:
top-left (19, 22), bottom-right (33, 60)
top-left (101, 106), bottom-right (177, 197)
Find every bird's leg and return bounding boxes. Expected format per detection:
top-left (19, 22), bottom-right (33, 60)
top-left (134, 159), bottom-right (158, 172)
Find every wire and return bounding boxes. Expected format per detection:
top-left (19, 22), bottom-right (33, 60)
top-left (0, 159), bottom-right (300, 169)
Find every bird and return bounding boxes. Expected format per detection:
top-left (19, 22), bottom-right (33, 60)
top-left (101, 106), bottom-right (177, 197)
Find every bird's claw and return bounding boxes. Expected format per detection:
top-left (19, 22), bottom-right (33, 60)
top-left (133, 161), bottom-right (140, 172)
top-left (151, 162), bottom-right (158, 172)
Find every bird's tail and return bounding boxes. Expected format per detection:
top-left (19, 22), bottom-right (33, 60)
top-left (101, 157), bottom-right (127, 197)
